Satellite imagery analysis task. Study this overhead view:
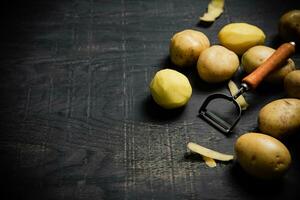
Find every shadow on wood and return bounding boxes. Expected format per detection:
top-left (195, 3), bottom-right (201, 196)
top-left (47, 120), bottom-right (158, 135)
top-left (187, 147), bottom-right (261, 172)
top-left (141, 95), bottom-right (186, 123)
top-left (183, 152), bottom-right (204, 163)
top-left (196, 20), bottom-right (214, 28)
top-left (228, 162), bottom-right (285, 197)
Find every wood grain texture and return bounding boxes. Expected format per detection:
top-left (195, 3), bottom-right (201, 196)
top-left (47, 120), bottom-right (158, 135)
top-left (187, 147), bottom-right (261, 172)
top-left (0, 0), bottom-right (300, 200)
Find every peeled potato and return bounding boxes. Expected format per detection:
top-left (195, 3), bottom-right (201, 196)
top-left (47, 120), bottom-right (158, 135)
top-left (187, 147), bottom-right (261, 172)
top-left (170, 29), bottom-right (210, 67)
top-left (235, 132), bottom-right (291, 179)
top-left (242, 46), bottom-right (295, 83)
top-left (218, 23), bottom-right (265, 55)
top-left (150, 69), bottom-right (192, 109)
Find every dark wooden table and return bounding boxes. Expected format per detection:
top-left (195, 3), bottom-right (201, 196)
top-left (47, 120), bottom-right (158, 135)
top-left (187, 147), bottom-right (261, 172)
top-left (1, 0), bottom-right (300, 199)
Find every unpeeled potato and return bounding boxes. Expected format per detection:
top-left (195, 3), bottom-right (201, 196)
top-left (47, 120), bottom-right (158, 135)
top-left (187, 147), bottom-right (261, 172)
top-left (279, 10), bottom-right (300, 43)
top-left (235, 132), bottom-right (291, 179)
top-left (170, 29), bottom-right (210, 67)
top-left (197, 45), bottom-right (239, 83)
top-left (284, 70), bottom-right (300, 98)
top-left (242, 46), bottom-right (295, 83)
top-left (258, 98), bottom-right (300, 138)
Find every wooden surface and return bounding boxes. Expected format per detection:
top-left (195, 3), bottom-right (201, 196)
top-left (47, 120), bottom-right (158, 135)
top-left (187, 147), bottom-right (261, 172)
top-left (0, 0), bottom-right (300, 199)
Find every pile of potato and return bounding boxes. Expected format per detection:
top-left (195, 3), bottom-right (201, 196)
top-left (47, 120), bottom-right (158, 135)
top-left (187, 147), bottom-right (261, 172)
top-left (149, 10), bottom-right (300, 179)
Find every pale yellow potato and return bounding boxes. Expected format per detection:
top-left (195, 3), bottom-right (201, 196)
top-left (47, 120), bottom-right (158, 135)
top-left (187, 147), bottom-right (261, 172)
top-left (258, 98), bottom-right (300, 138)
top-left (150, 69), bottom-right (192, 109)
top-left (170, 29), bottom-right (210, 67)
top-left (218, 23), bottom-right (265, 55)
top-left (242, 46), bottom-right (295, 83)
top-left (284, 70), bottom-right (300, 98)
top-left (197, 45), bottom-right (239, 83)
top-left (235, 132), bottom-right (291, 179)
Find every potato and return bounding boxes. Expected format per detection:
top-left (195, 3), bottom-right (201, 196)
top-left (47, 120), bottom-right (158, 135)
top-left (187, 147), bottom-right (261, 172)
top-left (218, 23), bottom-right (265, 55)
top-left (150, 69), bottom-right (192, 109)
top-left (242, 46), bottom-right (295, 83)
top-left (284, 70), bottom-right (300, 98)
top-left (235, 132), bottom-right (291, 179)
top-left (197, 45), bottom-right (239, 83)
top-left (170, 29), bottom-right (210, 67)
top-left (258, 98), bottom-right (300, 138)
top-left (279, 10), bottom-right (300, 43)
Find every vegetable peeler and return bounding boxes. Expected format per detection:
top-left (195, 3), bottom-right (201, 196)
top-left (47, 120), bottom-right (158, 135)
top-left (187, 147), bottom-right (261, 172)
top-left (199, 42), bottom-right (296, 133)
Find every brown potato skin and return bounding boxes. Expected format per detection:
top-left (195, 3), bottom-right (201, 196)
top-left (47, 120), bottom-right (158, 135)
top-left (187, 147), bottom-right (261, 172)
top-left (197, 45), bottom-right (239, 83)
top-left (235, 133), bottom-right (291, 179)
top-left (258, 98), bottom-right (300, 138)
top-left (284, 70), bottom-right (300, 99)
top-left (279, 10), bottom-right (300, 43)
top-left (241, 46), bottom-right (295, 83)
top-left (169, 29), bottom-right (210, 67)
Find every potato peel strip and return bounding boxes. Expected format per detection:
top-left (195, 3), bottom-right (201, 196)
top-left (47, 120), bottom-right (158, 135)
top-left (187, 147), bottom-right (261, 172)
top-left (200, 0), bottom-right (225, 22)
top-left (187, 142), bottom-right (234, 161)
top-left (202, 156), bottom-right (217, 167)
top-left (228, 80), bottom-right (249, 110)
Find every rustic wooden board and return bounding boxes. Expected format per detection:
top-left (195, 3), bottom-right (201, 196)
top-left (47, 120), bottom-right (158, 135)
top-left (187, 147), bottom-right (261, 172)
top-left (0, 0), bottom-right (300, 199)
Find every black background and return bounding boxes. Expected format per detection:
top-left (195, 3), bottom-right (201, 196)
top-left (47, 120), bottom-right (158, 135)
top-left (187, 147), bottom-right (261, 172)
top-left (0, 0), bottom-right (300, 199)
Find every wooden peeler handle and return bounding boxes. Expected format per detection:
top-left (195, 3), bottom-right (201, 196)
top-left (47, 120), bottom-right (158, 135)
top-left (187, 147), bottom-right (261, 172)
top-left (242, 42), bottom-right (296, 90)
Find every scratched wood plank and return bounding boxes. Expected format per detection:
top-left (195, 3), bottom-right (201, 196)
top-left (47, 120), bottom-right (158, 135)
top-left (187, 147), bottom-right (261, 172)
top-left (0, 0), bottom-right (300, 200)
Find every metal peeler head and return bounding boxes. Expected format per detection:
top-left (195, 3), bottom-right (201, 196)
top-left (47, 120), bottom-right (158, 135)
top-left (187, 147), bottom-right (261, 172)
top-left (199, 93), bottom-right (242, 134)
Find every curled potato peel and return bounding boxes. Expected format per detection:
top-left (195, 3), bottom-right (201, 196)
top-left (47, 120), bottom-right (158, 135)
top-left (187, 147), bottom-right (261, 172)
top-left (187, 142), bottom-right (234, 161)
top-left (200, 0), bottom-right (225, 22)
top-left (202, 156), bottom-right (217, 168)
top-left (228, 80), bottom-right (249, 110)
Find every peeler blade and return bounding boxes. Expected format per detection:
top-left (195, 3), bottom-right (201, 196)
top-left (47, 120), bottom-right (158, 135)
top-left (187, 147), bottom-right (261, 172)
top-left (199, 93), bottom-right (242, 133)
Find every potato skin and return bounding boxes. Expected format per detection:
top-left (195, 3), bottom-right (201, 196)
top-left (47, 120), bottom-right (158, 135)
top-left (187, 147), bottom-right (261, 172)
top-left (235, 132), bottom-right (291, 179)
top-left (284, 70), bottom-right (300, 99)
top-left (170, 29), bottom-right (210, 67)
top-left (258, 98), bottom-right (300, 138)
top-left (197, 45), bottom-right (239, 83)
top-left (242, 46), bottom-right (295, 83)
top-left (279, 10), bottom-right (300, 43)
